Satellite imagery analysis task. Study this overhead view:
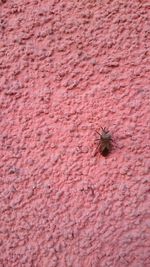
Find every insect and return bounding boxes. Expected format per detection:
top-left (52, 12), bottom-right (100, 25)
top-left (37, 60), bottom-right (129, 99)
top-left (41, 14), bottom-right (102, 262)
top-left (95, 127), bottom-right (113, 157)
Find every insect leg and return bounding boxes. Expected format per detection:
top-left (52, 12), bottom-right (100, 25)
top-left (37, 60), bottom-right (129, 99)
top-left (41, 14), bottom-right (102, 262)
top-left (96, 130), bottom-right (101, 136)
top-left (111, 138), bottom-right (118, 147)
top-left (94, 144), bottom-right (101, 156)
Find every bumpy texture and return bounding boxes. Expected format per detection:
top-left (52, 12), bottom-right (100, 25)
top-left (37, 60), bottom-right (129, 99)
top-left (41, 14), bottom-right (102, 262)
top-left (0, 0), bottom-right (150, 266)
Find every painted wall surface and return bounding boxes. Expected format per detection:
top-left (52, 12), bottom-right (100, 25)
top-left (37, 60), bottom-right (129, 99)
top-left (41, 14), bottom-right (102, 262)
top-left (0, 0), bottom-right (150, 266)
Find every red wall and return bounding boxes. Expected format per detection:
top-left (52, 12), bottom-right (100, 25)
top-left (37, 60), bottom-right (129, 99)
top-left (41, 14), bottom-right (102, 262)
top-left (0, 0), bottom-right (150, 266)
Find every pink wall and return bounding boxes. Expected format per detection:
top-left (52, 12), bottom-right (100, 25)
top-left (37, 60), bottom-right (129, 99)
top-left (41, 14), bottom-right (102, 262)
top-left (0, 0), bottom-right (150, 266)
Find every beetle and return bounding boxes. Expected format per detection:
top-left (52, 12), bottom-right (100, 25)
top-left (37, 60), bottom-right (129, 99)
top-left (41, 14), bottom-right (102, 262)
top-left (95, 127), bottom-right (113, 157)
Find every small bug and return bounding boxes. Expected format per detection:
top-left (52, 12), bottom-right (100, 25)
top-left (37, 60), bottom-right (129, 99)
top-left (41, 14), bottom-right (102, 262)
top-left (95, 127), bottom-right (113, 157)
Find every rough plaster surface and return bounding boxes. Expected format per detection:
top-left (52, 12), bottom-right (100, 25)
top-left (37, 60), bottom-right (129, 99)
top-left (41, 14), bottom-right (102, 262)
top-left (0, 0), bottom-right (150, 266)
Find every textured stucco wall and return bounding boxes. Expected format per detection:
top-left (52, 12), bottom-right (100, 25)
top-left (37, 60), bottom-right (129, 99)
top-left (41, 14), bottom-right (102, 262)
top-left (0, 0), bottom-right (150, 266)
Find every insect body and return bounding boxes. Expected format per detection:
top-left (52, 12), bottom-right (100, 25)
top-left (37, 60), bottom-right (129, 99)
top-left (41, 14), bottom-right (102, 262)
top-left (95, 127), bottom-right (113, 157)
